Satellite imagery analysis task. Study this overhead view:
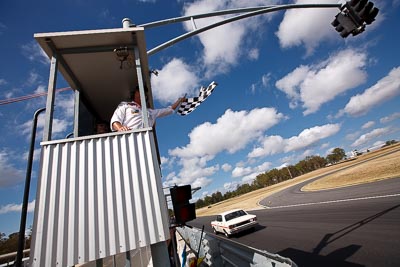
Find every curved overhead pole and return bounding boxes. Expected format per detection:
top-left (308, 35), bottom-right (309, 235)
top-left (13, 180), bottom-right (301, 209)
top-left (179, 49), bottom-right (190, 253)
top-left (139, 6), bottom-right (278, 29)
top-left (135, 3), bottom-right (342, 56)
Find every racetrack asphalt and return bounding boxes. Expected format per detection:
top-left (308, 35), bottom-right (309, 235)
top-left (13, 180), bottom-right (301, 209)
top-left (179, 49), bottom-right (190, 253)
top-left (259, 176), bottom-right (400, 209)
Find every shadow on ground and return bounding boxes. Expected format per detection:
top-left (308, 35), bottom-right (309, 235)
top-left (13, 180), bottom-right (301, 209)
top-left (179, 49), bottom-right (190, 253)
top-left (279, 245), bottom-right (363, 267)
top-left (278, 204), bottom-right (400, 267)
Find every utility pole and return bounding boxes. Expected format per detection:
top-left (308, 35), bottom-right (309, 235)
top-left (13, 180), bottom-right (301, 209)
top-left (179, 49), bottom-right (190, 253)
top-left (286, 166), bottom-right (293, 179)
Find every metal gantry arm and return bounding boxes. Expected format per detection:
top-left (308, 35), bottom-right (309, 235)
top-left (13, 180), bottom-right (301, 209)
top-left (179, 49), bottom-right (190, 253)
top-left (134, 3), bottom-right (342, 56)
top-left (139, 6), bottom-right (278, 29)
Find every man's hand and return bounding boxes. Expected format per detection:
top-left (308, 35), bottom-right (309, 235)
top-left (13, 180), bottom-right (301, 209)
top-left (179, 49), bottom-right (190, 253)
top-left (171, 94), bottom-right (187, 110)
top-left (112, 122), bottom-right (130, 132)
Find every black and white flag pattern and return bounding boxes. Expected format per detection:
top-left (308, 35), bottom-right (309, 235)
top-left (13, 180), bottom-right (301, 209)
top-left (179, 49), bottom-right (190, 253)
top-left (177, 81), bottom-right (218, 116)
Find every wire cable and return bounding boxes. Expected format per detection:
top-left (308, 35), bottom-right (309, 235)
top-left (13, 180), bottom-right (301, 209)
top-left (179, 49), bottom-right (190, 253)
top-left (0, 87), bottom-right (72, 106)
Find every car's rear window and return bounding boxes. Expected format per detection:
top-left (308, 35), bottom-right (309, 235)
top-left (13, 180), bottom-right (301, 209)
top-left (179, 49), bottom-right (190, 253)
top-left (225, 210), bottom-right (246, 221)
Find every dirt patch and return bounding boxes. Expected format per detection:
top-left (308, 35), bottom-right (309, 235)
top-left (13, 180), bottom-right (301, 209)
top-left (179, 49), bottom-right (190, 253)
top-left (196, 143), bottom-right (400, 217)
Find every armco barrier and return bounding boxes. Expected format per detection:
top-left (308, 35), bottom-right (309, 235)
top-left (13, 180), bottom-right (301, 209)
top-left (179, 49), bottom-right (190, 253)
top-left (176, 226), bottom-right (297, 267)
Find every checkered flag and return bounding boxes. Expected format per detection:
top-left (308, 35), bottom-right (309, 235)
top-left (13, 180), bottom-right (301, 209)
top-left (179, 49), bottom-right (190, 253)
top-left (177, 81), bottom-right (218, 116)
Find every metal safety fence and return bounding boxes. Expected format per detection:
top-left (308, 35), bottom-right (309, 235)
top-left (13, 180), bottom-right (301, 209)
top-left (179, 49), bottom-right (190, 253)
top-left (176, 226), bottom-right (297, 267)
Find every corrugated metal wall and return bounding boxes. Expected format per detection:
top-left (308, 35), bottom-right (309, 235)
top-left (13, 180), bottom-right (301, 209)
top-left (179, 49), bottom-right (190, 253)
top-left (29, 130), bottom-right (170, 267)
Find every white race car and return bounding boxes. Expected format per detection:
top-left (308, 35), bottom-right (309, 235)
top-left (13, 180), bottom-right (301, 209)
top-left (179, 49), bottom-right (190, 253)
top-left (211, 209), bottom-right (258, 237)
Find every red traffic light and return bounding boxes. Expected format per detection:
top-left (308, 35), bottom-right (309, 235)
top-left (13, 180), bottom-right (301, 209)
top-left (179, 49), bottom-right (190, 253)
top-left (170, 185), bottom-right (196, 225)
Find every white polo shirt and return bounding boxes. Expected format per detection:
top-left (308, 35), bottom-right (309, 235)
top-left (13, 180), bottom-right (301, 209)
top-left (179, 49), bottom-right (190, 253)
top-left (110, 101), bottom-right (174, 131)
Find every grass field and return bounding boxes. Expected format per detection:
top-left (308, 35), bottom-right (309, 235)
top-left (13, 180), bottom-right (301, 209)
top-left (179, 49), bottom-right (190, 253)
top-left (196, 143), bottom-right (400, 217)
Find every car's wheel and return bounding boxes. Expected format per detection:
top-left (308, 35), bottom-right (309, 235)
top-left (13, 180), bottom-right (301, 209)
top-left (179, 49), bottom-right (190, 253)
top-left (224, 230), bottom-right (230, 238)
top-left (213, 227), bottom-right (218, 235)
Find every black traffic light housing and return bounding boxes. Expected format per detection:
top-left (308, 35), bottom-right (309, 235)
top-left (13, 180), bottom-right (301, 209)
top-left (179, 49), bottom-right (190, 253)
top-left (170, 185), bottom-right (196, 225)
top-left (332, 0), bottom-right (379, 38)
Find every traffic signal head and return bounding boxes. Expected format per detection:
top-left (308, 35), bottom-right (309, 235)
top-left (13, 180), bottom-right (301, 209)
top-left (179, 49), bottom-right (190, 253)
top-left (332, 0), bottom-right (379, 38)
top-left (348, 0), bottom-right (379, 25)
top-left (331, 13), bottom-right (358, 38)
top-left (170, 185), bottom-right (196, 225)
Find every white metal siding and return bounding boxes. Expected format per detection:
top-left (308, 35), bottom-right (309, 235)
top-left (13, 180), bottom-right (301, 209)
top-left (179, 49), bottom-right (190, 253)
top-left (29, 130), bottom-right (170, 267)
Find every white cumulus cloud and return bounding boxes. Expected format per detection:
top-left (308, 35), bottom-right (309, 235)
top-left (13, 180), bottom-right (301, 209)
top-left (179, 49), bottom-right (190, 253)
top-left (166, 107), bottom-right (284, 189)
top-left (232, 166), bottom-right (253, 178)
top-left (221, 163), bottom-right (232, 172)
top-left (362, 121), bottom-right (375, 129)
top-left (275, 0), bottom-right (339, 56)
top-left (224, 181), bottom-right (239, 192)
top-left (276, 49), bottom-right (367, 115)
top-left (170, 108), bottom-right (285, 158)
top-left (19, 116), bottom-right (71, 140)
top-left (0, 200), bottom-right (35, 214)
top-left (236, 161), bottom-right (272, 183)
top-left (151, 58), bottom-right (199, 104)
top-left (342, 67), bottom-right (400, 117)
top-left (21, 41), bottom-right (49, 65)
top-left (0, 150), bottom-right (25, 187)
top-left (380, 112), bottom-right (400, 123)
top-left (163, 155), bottom-right (219, 189)
top-left (182, 0), bottom-right (273, 76)
top-left (249, 123), bottom-right (341, 158)
top-left (351, 127), bottom-right (391, 147)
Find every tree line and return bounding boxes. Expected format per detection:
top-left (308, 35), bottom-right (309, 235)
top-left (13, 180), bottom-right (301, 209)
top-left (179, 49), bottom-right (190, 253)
top-left (0, 231), bottom-right (31, 264)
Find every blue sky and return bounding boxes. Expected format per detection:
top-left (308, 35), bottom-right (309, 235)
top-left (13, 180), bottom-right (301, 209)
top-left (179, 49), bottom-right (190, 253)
top-left (0, 0), bottom-right (399, 236)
